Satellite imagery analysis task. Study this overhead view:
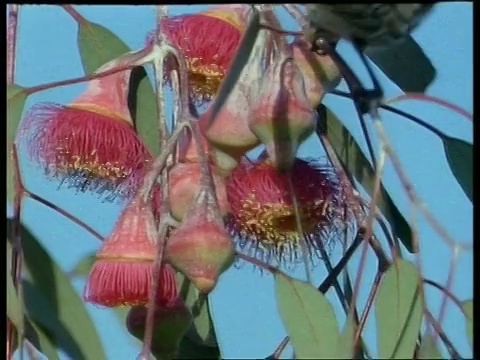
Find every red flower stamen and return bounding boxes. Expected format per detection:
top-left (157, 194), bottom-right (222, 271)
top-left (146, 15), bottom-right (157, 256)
top-left (84, 198), bottom-right (178, 307)
top-left (226, 157), bottom-right (345, 264)
top-left (19, 70), bottom-right (152, 200)
top-left (147, 5), bottom-right (250, 102)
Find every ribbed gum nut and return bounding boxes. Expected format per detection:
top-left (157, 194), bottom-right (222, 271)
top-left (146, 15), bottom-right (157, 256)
top-left (126, 300), bottom-right (192, 357)
top-left (177, 128), bottom-right (240, 177)
top-left (96, 199), bottom-right (157, 259)
top-left (169, 162), bottom-right (231, 221)
top-left (166, 206), bottom-right (235, 294)
top-left (201, 87), bottom-right (261, 160)
top-left (249, 56), bottom-right (317, 172)
top-left (290, 39), bottom-right (341, 108)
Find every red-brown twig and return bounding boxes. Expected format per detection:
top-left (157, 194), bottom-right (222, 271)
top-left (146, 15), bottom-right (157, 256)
top-left (355, 272), bottom-right (384, 346)
top-left (7, 4), bottom-right (19, 84)
top-left (236, 253), bottom-right (283, 276)
top-left (373, 118), bottom-right (472, 248)
top-left (61, 4), bottom-right (86, 25)
top-left (24, 191), bottom-right (104, 241)
top-left (350, 150), bottom-right (386, 315)
top-left (281, 4), bottom-right (307, 29)
top-left (259, 23), bottom-right (303, 36)
top-left (7, 6), bottom-right (24, 359)
top-left (269, 336), bottom-right (290, 359)
top-left (424, 310), bottom-right (462, 359)
top-left (423, 278), bottom-right (466, 314)
top-left (434, 247), bottom-right (460, 344)
top-left (330, 90), bottom-right (472, 251)
top-left (385, 93), bottom-right (473, 122)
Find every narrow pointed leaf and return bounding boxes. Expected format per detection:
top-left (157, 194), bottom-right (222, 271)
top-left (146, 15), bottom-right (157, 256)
top-left (178, 336), bottom-right (222, 359)
top-left (176, 272), bottom-right (218, 347)
top-left (26, 319), bottom-right (60, 360)
top-left (68, 253), bottom-right (96, 279)
top-left (323, 107), bottom-right (415, 252)
top-left (275, 273), bottom-right (341, 358)
top-left (365, 35), bottom-right (436, 93)
top-left (375, 259), bottom-right (423, 359)
top-left (442, 137), bottom-right (472, 202)
top-left (417, 333), bottom-right (442, 359)
top-left (7, 84), bottom-right (28, 203)
top-left (76, 20), bottom-right (130, 75)
top-left (7, 219), bottom-right (106, 360)
top-left (7, 240), bottom-right (23, 332)
top-left (129, 67), bottom-right (160, 156)
top-left (463, 300), bottom-right (473, 349)
top-left (23, 280), bottom-right (86, 359)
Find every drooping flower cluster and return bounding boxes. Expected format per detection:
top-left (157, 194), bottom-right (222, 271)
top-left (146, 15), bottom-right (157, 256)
top-left (18, 4), bottom-right (352, 310)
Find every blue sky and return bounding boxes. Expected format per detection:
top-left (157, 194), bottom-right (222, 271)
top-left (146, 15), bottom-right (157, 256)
top-left (11, 4), bottom-right (472, 359)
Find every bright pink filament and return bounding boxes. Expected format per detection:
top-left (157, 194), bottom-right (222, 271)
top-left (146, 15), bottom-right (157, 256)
top-left (227, 158), bottom-right (338, 212)
top-left (84, 261), bottom-right (178, 307)
top-left (19, 103), bottom-right (152, 196)
top-left (160, 14), bottom-right (242, 74)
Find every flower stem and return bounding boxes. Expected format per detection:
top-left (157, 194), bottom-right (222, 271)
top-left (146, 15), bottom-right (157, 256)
top-left (61, 4), bottom-right (86, 25)
top-left (7, 4), bottom-right (19, 84)
top-left (24, 190), bottom-right (104, 241)
top-left (7, 6), bottom-right (24, 358)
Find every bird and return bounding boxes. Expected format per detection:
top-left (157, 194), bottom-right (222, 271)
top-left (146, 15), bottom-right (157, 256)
top-left (303, 4), bottom-right (437, 114)
top-left (304, 4), bottom-right (435, 51)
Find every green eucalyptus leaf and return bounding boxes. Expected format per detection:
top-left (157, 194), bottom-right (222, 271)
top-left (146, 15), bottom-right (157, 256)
top-left (375, 259), bottom-right (423, 359)
top-left (323, 106), bottom-right (415, 252)
top-left (7, 240), bottom-right (23, 334)
top-left (442, 136), bottom-right (473, 202)
top-left (178, 335), bottom-right (222, 359)
top-left (176, 272), bottom-right (218, 347)
top-left (26, 319), bottom-right (60, 360)
top-left (417, 333), bottom-right (442, 359)
top-left (463, 300), bottom-right (473, 349)
top-left (129, 67), bottom-right (160, 157)
top-left (275, 273), bottom-right (341, 358)
top-left (7, 84), bottom-right (28, 203)
top-left (76, 20), bottom-right (130, 75)
top-left (23, 280), bottom-right (85, 359)
top-left (126, 303), bottom-right (193, 360)
top-left (68, 253), bottom-right (96, 279)
top-left (7, 219), bottom-right (106, 360)
top-left (336, 314), bottom-right (357, 359)
top-left (365, 35), bottom-right (436, 93)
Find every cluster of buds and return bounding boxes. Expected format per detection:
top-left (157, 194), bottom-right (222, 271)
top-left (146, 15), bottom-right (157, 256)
top-left (12, 7), bottom-right (361, 359)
